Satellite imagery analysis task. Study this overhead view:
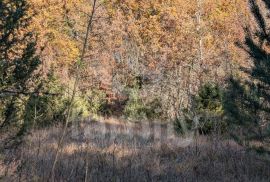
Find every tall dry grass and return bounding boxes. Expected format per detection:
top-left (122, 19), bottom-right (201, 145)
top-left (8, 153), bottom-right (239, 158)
top-left (0, 118), bottom-right (270, 181)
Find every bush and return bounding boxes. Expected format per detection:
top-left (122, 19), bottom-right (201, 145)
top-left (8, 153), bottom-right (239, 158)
top-left (124, 86), bottom-right (146, 120)
top-left (174, 83), bottom-right (227, 135)
top-left (86, 89), bottom-right (106, 116)
top-left (22, 73), bottom-right (67, 132)
top-left (145, 98), bottom-right (163, 120)
top-left (70, 95), bottom-right (91, 121)
top-left (22, 72), bottom-right (99, 133)
top-left (124, 83), bottom-right (163, 121)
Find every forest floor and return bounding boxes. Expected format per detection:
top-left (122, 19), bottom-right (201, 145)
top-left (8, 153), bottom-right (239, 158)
top-left (0, 117), bottom-right (270, 181)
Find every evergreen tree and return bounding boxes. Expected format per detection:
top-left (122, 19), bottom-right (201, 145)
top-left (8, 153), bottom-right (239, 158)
top-left (224, 0), bottom-right (270, 149)
top-left (0, 0), bottom-right (41, 129)
top-left (174, 83), bottom-right (225, 135)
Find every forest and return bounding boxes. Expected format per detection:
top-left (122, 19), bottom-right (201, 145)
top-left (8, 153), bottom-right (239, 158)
top-left (0, 0), bottom-right (270, 181)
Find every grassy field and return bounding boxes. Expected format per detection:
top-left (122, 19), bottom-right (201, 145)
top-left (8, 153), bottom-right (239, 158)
top-left (1, 118), bottom-right (270, 181)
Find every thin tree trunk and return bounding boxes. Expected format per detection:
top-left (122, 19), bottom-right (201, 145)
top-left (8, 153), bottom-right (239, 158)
top-left (196, 0), bottom-right (204, 87)
top-left (49, 1), bottom-right (98, 181)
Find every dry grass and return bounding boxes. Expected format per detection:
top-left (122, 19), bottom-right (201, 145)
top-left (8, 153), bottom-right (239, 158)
top-left (0, 118), bottom-right (270, 181)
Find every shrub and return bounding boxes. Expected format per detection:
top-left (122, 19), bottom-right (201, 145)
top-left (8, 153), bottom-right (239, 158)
top-left (22, 72), bottom-right (67, 132)
top-left (194, 83), bottom-right (227, 134)
top-left (174, 83), bottom-right (227, 135)
top-left (123, 82), bottom-right (163, 121)
top-left (86, 89), bottom-right (106, 116)
top-left (145, 98), bottom-right (163, 120)
top-left (124, 86), bottom-right (146, 120)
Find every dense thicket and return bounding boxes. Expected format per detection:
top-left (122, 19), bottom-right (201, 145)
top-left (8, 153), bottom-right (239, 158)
top-left (0, 0), bottom-right (269, 153)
